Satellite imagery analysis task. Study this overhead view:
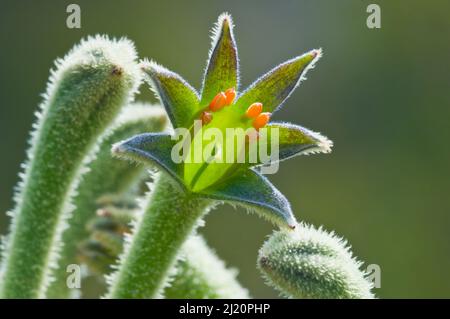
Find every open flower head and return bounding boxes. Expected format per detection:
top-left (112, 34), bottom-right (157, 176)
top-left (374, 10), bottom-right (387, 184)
top-left (113, 13), bottom-right (332, 228)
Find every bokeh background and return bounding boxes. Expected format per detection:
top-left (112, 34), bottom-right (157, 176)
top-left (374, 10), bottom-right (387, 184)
top-left (1, 0), bottom-right (449, 298)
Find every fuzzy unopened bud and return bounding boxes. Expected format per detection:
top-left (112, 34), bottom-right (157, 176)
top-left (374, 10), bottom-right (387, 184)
top-left (258, 224), bottom-right (374, 299)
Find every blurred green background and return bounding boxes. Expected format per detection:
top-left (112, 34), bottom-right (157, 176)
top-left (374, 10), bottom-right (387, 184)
top-left (1, 0), bottom-right (449, 298)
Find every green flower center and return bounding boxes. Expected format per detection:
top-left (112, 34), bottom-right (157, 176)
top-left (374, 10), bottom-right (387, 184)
top-left (184, 88), bottom-right (272, 192)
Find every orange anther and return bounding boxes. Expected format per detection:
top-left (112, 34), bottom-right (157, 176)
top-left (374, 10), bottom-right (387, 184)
top-left (252, 112), bottom-right (271, 130)
top-left (209, 92), bottom-right (227, 111)
top-left (245, 102), bottom-right (263, 118)
top-left (224, 88), bottom-right (236, 105)
top-left (200, 111), bottom-right (212, 125)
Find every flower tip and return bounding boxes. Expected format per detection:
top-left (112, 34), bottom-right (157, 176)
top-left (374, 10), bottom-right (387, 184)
top-left (218, 12), bottom-right (233, 30)
top-left (310, 48), bottom-right (323, 60)
top-left (111, 142), bottom-right (125, 155)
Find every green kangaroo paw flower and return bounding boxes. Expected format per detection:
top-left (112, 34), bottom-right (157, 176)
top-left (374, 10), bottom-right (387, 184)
top-left (113, 133), bottom-right (184, 187)
top-left (200, 169), bottom-right (297, 229)
top-left (46, 103), bottom-right (167, 298)
top-left (164, 235), bottom-right (249, 299)
top-left (108, 13), bottom-right (332, 298)
top-left (117, 13), bottom-right (330, 230)
top-left (200, 13), bottom-right (239, 106)
top-left (0, 35), bottom-right (141, 298)
top-left (258, 224), bottom-right (375, 299)
top-left (142, 61), bottom-right (200, 128)
top-left (235, 50), bottom-right (321, 114)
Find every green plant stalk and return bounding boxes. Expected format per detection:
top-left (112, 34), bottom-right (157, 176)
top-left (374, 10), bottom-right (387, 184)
top-left (0, 36), bottom-right (139, 298)
top-left (164, 235), bottom-right (249, 299)
top-left (76, 200), bottom-right (249, 299)
top-left (46, 104), bottom-right (166, 298)
top-left (107, 173), bottom-right (212, 298)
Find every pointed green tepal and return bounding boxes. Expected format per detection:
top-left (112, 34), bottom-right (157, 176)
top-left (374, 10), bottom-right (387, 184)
top-left (113, 133), bottom-right (184, 187)
top-left (246, 122), bottom-right (333, 166)
top-left (200, 13), bottom-right (239, 106)
top-left (142, 61), bottom-right (200, 129)
top-left (235, 50), bottom-right (321, 114)
top-left (200, 169), bottom-right (296, 228)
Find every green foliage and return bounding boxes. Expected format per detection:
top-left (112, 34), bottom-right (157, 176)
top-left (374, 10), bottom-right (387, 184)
top-left (46, 103), bottom-right (167, 298)
top-left (258, 224), bottom-right (374, 299)
top-left (0, 35), bottom-right (140, 298)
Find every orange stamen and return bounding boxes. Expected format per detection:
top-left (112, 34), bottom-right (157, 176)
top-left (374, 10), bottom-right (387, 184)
top-left (245, 102), bottom-right (263, 118)
top-left (224, 88), bottom-right (236, 105)
top-left (253, 112), bottom-right (271, 130)
top-left (209, 92), bottom-right (227, 111)
top-left (200, 111), bottom-right (212, 125)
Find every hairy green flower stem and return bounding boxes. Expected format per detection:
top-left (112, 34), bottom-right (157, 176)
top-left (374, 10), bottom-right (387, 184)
top-left (77, 200), bottom-right (249, 298)
top-left (0, 36), bottom-right (140, 298)
top-left (46, 104), bottom-right (166, 298)
top-left (107, 173), bottom-right (212, 298)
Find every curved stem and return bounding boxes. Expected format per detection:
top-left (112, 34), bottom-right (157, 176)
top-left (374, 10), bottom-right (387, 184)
top-left (0, 37), bottom-right (139, 298)
top-left (46, 105), bottom-right (166, 298)
top-left (107, 173), bottom-right (211, 298)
